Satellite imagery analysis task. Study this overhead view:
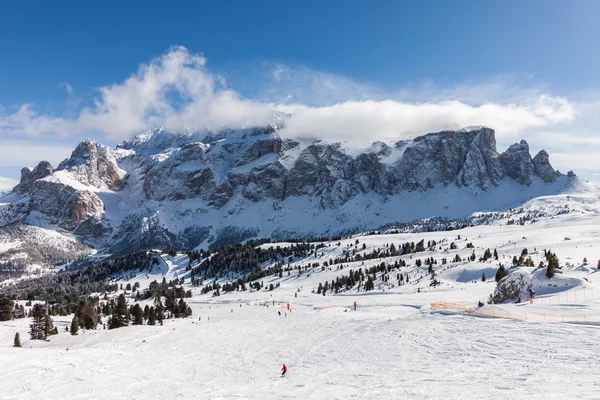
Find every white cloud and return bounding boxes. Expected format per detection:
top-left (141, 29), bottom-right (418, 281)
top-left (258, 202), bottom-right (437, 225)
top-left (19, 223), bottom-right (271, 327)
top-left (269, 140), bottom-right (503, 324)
top-left (0, 46), bottom-right (585, 170)
top-left (278, 96), bottom-right (574, 145)
top-left (0, 46), bottom-right (273, 139)
top-left (0, 176), bottom-right (18, 191)
top-left (63, 82), bottom-right (74, 96)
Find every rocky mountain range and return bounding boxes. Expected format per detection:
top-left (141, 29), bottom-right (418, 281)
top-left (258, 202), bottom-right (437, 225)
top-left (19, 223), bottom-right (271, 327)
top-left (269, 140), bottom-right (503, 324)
top-left (0, 124), bottom-right (579, 270)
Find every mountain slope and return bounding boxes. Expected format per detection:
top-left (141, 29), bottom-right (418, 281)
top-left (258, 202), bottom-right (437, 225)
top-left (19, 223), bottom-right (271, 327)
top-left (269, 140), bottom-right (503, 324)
top-left (0, 125), bottom-right (589, 272)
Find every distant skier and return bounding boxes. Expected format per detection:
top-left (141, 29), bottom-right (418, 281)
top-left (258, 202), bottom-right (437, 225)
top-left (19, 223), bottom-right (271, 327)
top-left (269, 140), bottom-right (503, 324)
top-left (528, 288), bottom-right (535, 298)
top-left (353, 301), bottom-right (357, 311)
top-left (281, 364), bottom-right (288, 376)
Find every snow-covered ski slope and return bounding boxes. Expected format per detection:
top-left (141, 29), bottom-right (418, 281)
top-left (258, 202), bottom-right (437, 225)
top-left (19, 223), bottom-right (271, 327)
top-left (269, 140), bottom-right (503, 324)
top-left (4, 191), bottom-right (600, 399)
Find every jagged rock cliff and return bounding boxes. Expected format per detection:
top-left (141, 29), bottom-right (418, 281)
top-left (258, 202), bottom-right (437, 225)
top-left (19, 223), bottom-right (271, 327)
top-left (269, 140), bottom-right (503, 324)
top-left (0, 125), bottom-right (574, 259)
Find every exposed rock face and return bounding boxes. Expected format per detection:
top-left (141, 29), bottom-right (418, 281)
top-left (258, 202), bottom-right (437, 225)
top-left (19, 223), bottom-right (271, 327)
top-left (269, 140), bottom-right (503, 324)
top-left (232, 137), bottom-right (298, 168)
top-left (15, 161), bottom-right (53, 194)
top-left (26, 180), bottom-right (104, 229)
top-left (533, 150), bottom-right (558, 183)
top-left (121, 126), bottom-right (560, 210)
top-left (456, 129), bottom-right (505, 188)
top-left (0, 125), bottom-right (570, 254)
top-left (499, 140), bottom-right (536, 186)
top-left (391, 128), bottom-right (504, 191)
top-left (57, 140), bottom-right (125, 190)
top-left (142, 142), bottom-right (214, 201)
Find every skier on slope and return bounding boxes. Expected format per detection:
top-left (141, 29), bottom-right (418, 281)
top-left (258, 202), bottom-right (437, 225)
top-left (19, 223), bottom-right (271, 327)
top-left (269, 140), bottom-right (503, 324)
top-left (281, 364), bottom-right (288, 376)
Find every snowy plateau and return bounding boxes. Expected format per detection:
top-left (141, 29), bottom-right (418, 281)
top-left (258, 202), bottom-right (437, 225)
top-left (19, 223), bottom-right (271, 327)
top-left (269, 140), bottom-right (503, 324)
top-left (1, 125), bottom-right (600, 399)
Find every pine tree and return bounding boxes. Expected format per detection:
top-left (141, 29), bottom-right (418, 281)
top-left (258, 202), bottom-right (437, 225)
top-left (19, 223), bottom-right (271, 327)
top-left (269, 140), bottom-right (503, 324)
top-left (109, 294), bottom-right (130, 329)
top-left (0, 296), bottom-right (13, 321)
top-left (70, 317), bottom-right (79, 335)
top-left (390, 243), bottom-right (398, 257)
top-left (546, 253), bottom-right (559, 279)
top-left (154, 297), bottom-right (164, 325)
top-left (75, 301), bottom-right (99, 330)
top-left (481, 273), bottom-right (486, 282)
top-left (495, 265), bottom-right (508, 282)
top-left (493, 249), bottom-right (499, 260)
top-left (44, 314), bottom-right (56, 338)
top-left (29, 304), bottom-right (46, 340)
top-left (132, 304), bottom-right (144, 325)
top-left (13, 332), bottom-right (21, 347)
top-left (147, 307), bottom-right (156, 325)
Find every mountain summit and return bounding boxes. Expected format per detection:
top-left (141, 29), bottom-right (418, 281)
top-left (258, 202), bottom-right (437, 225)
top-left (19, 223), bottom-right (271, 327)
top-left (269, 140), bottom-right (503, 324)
top-left (0, 126), bottom-right (576, 265)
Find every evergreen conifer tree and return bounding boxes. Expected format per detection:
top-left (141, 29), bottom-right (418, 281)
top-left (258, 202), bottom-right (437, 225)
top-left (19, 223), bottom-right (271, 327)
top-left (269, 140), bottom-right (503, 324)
top-left (70, 317), bottom-right (79, 335)
top-left (29, 304), bottom-right (46, 340)
top-left (0, 296), bottom-right (13, 321)
top-left (154, 297), bottom-right (165, 324)
top-left (44, 314), bottom-right (56, 338)
top-left (495, 265), bottom-right (508, 282)
top-left (132, 304), bottom-right (144, 325)
top-left (109, 294), bottom-right (130, 329)
top-left (546, 253), bottom-right (559, 279)
top-left (147, 307), bottom-right (156, 325)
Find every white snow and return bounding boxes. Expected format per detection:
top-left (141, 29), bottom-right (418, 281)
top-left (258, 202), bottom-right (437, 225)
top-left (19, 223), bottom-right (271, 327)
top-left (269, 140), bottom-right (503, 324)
top-left (4, 203), bottom-right (600, 398)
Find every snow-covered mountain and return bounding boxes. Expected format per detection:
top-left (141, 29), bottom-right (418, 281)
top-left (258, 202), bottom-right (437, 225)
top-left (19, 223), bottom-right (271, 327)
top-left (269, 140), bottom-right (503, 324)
top-left (0, 124), bottom-right (588, 270)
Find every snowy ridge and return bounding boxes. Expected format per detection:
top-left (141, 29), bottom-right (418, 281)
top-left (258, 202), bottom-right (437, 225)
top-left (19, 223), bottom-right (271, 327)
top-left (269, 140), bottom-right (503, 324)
top-left (0, 124), bottom-right (593, 275)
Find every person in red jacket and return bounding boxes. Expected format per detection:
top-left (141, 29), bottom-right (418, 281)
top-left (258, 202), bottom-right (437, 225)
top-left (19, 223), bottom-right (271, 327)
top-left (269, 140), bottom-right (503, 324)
top-left (281, 363), bottom-right (288, 376)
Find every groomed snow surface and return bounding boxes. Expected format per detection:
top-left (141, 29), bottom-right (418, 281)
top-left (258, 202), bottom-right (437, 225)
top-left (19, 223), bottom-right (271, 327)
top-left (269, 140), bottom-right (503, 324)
top-left (3, 210), bottom-right (600, 399)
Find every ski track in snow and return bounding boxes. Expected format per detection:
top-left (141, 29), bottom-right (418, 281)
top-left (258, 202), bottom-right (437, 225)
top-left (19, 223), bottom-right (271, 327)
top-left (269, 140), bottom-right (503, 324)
top-left (4, 208), bottom-right (600, 398)
top-left (2, 304), bottom-right (600, 399)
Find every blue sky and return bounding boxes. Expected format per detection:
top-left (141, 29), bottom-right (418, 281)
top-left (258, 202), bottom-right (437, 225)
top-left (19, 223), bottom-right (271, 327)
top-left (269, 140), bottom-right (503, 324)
top-left (1, 0), bottom-right (599, 189)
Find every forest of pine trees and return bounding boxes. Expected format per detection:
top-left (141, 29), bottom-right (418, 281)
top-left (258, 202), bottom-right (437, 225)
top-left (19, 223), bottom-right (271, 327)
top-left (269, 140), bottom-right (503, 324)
top-left (0, 253), bottom-right (151, 304)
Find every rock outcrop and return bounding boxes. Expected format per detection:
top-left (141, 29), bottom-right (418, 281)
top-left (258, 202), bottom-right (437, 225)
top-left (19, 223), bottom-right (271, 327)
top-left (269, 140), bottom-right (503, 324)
top-left (533, 150), bottom-right (558, 183)
top-left (0, 125), bottom-right (571, 254)
top-left (15, 161), bottom-right (53, 194)
top-left (499, 140), bottom-right (536, 186)
top-left (57, 140), bottom-right (125, 190)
